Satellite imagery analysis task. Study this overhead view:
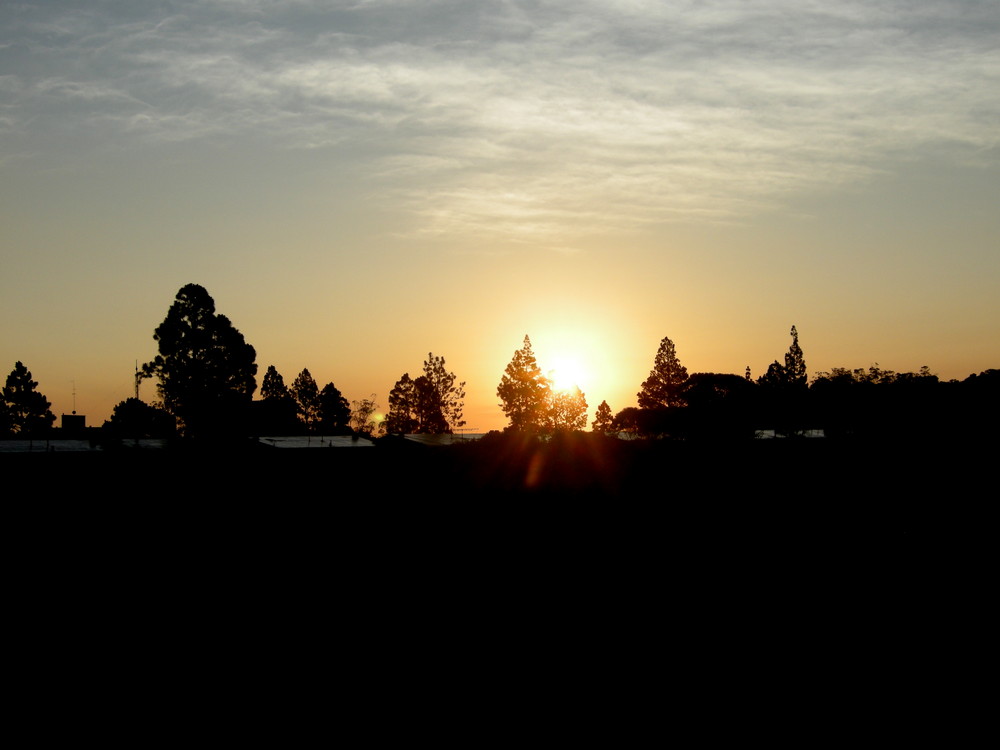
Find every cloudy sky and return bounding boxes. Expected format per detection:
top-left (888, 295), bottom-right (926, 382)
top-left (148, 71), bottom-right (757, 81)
top-left (2, 0), bottom-right (998, 431)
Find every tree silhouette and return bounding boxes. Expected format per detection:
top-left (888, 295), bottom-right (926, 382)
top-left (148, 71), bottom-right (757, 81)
top-left (548, 385), bottom-right (588, 432)
top-left (261, 365), bottom-right (290, 401)
top-left (318, 382), bottom-right (351, 434)
top-left (497, 335), bottom-right (551, 433)
top-left (141, 284), bottom-right (257, 439)
top-left (351, 395), bottom-right (380, 436)
top-left (290, 368), bottom-right (320, 431)
top-left (102, 398), bottom-right (175, 440)
top-left (386, 354), bottom-right (466, 434)
top-left (2, 361), bottom-right (55, 436)
top-left (0, 398), bottom-right (11, 437)
top-left (423, 353), bottom-right (466, 433)
top-left (388, 374), bottom-right (444, 433)
top-left (592, 400), bottom-right (614, 434)
top-left (611, 407), bottom-right (642, 437)
top-left (785, 325), bottom-right (807, 387)
top-left (637, 336), bottom-right (689, 409)
top-left (755, 325), bottom-right (808, 436)
top-left (808, 362), bottom-right (949, 439)
top-left (756, 361), bottom-right (786, 388)
top-left (758, 326), bottom-right (807, 390)
top-left (412, 375), bottom-right (447, 433)
top-left (253, 365), bottom-right (300, 435)
top-left (386, 373), bottom-right (419, 434)
top-left (682, 373), bottom-right (757, 440)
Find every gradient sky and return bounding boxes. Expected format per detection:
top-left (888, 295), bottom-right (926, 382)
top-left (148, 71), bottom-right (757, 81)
top-left (2, 0), bottom-right (998, 432)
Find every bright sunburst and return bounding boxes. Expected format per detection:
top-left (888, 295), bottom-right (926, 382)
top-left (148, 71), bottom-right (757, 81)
top-left (547, 355), bottom-right (587, 393)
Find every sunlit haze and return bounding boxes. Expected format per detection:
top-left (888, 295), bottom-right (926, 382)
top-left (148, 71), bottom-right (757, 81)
top-left (2, 1), bottom-right (998, 432)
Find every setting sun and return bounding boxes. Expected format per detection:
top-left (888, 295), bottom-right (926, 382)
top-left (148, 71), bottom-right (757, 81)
top-left (548, 356), bottom-right (587, 393)
top-left (516, 317), bottom-right (640, 428)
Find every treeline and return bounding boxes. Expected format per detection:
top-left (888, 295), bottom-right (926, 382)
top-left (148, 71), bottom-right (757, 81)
top-left (605, 366), bottom-right (1000, 441)
top-left (600, 328), bottom-right (1000, 441)
top-left (2, 284), bottom-right (998, 443)
top-left (119, 284), bottom-right (385, 441)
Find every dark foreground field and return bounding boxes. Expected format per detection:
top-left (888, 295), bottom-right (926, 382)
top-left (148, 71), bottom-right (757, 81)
top-left (4, 433), bottom-right (991, 735)
top-left (7, 432), bottom-right (989, 570)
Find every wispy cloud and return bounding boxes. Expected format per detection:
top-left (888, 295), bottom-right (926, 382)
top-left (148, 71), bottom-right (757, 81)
top-left (2, 0), bottom-right (997, 241)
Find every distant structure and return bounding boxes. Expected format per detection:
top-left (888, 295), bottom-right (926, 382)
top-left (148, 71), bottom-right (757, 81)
top-left (62, 381), bottom-right (86, 433)
top-left (61, 413), bottom-right (86, 432)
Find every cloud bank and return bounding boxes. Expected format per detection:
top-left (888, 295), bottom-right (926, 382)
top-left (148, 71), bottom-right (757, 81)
top-left (3, 0), bottom-right (998, 241)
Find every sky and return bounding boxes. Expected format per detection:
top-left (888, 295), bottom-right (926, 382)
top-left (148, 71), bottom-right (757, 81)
top-left (2, 0), bottom-right (998, 433)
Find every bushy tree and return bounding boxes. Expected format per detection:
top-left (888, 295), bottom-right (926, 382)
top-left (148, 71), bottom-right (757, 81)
top-left (386, 354), bottom-right (466, 434)
top-left (261, 365), bottom-right (290, 401)
top-left (141, 284), bottom-right (257, 439)
top-left (102, 398), bottom-right (176, 440)
top-left (351, 395), bottom-right (381, 436)
top-left (810, 363), bottom-right (925, 387)
top-left (423, 353), bottom-right (466, 433)
top-left (2, 361), bottom-right (56, 436)
top-left (682, 373), bottom-right (757, 440)
top-left (497, 335), bottom-right (550, 432)
top-left (592, 400), bottom-right (614, 434)
top-left (757, 360), bottom-right (786, 388)
top-left (318, 382), bottom-right (351, 434)
top-left (810, 362), bottom-right (946, 439)
top-left (611, 407), bottom-right (642, 437)
top-left (683, 373), bottom-right (755, 406)
top-left (0, 398), bottom-right (11, 437)
top-left (548, 385), bottom-right (588, 432)
top-left (638, 336), bottom-right (689, 409)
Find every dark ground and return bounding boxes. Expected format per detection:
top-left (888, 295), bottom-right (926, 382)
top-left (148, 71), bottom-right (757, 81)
top-left (7, 433), bottom-right (989, 577)
top-left (3, 434), bottom-right (991, 736)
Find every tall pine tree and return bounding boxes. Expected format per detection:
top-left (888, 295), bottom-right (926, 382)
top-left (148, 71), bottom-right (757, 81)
top-left (497, 335), bottom-right (550, 432)
top-left (592, 400), bottom-right (614, 435)
top-left (318, 382), bottom-right (351, 434)
top-left (637, 336), bottom-right (689, 409)
top-left (785, 325), bottom-right (807, 388)
top-left (290, 368), bottom-right (320, 431)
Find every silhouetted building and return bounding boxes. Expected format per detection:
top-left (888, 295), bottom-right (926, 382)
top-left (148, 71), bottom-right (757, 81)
top-left (61, 413), bottom-right (86, 434)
